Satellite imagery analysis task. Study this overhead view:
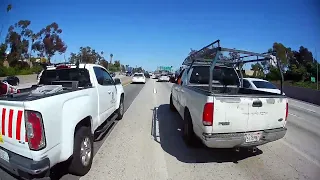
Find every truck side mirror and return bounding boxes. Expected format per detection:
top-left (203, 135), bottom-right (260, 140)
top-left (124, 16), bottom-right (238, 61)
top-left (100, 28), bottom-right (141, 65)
top-left (114, 78), bottom-right (121, 85)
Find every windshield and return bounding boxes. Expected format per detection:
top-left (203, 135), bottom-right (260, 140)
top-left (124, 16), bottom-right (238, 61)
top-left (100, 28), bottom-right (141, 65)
top-left (189, 66), bottom-right (240, 86)
top-left (252, 81), bottom-right (277, 89)
top-left (134, 74), bottom-right (144, 77)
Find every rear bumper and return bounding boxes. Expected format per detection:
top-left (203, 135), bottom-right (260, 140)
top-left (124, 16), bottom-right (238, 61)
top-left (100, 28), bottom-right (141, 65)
top-left (132, 79), bottom-right (145, 83)
top-left (158, 78), bottom-right (170, 82)
top-left (0, 147), bottom-right (50, 178)
top-left (201, 127), bottom-right (287, 148)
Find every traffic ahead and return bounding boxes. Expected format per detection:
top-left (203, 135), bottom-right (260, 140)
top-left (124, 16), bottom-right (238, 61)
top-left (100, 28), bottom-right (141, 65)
top-left (0, 77), bottom-right (319, 180)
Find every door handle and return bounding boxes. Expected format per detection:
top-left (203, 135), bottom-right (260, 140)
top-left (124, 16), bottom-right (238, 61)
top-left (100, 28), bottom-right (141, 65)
top-left (108, 91), bottom-right (111, 94)
top-left (252, 100), bottom-right (262, 107)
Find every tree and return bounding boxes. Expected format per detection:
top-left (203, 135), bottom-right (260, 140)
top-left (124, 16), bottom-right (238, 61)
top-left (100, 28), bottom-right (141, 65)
top-left (100, 60), bottom-right (109, 69)
top-left (69, 46), bottom-right (105, 64)
top-left (114, 60), bottom-right (120, 69)
top-left (5, 20), bottom-right (33, 65)
top-left (33, 22), bottom-right (67, 63)
top-left (110, 53), bottom-right (113, 63)
top-left (121, 64), bottom-right (126, 72)
top-left (0, 43), bottom-right (7, 62)
top-left (251, 63), bottom-right (265, 78)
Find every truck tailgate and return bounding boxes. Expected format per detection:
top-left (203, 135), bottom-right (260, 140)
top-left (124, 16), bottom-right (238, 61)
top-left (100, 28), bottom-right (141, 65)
top-left (212, 96), bottom-right (287, 133)
top-left (247, 97), bottom-right (287, 131)
top-left (0, 101), bottom-right (32, 161)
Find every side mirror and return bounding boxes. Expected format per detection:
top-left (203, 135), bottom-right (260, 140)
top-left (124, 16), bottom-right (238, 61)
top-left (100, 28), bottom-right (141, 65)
top-left (114, 78), bottom-right (121, 85)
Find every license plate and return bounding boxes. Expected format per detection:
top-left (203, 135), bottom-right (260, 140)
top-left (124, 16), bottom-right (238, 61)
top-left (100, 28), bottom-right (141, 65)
top-left (0, 149), bottom-right (9, 163)
top-left (244, 132), bottom-right (262, 143)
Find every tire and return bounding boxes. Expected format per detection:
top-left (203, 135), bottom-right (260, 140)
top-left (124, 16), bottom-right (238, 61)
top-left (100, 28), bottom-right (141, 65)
top-left (68, 126), bottom-right (93, 176)
top-left (183, 110), bottom-right (198, 147)
top-left (170, 94), bottom-right (176, 111)
top-left (116, 95), bottom-right (124, 120)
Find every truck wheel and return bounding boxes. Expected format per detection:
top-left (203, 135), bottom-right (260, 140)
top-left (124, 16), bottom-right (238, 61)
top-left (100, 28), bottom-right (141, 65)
top-left (183, 110), bottom-right (198, 147)
top-left (116, 96), bottom-right (124, 120)
top-left (170, 94), bottom-right (176, 111)
top-left (68, 126), bottom-right (93, 176)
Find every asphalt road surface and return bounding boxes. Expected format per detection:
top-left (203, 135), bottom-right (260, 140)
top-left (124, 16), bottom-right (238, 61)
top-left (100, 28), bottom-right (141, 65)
top-left (0, 81), bottom-right (146, 180)
top-left (1, 79), bottom-right (320, 180)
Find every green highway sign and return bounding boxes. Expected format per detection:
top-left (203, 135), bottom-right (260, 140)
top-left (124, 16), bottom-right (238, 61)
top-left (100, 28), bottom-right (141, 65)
top-left (311, 77), bottom-right (316, 83)
top-left (158, 66), bottom-right (173, 71)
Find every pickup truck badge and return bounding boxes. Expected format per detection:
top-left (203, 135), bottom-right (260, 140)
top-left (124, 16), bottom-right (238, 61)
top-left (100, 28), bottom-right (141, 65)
top-left (218, 122), bottom-right (230, 126)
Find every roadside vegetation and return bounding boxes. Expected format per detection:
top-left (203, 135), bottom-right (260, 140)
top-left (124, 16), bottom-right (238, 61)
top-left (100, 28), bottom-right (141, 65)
top-left (247, 43), bottom-right (319, 90)
top-left (0, 4), bottom-right (132, 77)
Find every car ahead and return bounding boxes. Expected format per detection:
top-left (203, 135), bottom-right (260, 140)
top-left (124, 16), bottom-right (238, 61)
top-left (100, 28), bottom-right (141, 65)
top-left (144, 73), bottom-right (150, 78)
top-left (132, 73), bottom-right (146, 84)
top-left (243, 78), bottom-right (285, 95)
top-left (158, 74), bottom-right (170, 82)
top-left (0, 63), bottom-right (125, 179)
top-left (2, 76), bottom-right (20, 86)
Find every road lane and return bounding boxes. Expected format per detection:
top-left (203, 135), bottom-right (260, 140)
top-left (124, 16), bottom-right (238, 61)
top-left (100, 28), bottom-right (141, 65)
top-left (0, 81), bottom-right (146, 180)
top-left (81, 79), bottom-right (320, 180)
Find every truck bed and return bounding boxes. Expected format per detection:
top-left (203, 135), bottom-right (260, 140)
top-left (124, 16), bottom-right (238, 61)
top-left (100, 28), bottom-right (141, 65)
top-left (0, 85), bottom-right (93, 102)
top-left (186, 84), bottom-right (285, 97)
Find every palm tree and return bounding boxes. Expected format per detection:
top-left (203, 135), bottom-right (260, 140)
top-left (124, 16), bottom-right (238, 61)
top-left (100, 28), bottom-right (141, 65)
top-left (110, 53), bottom-right (113, 64)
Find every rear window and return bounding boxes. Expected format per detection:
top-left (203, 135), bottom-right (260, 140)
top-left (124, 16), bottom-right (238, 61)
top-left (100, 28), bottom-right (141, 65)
top-left (134, 74), bottom-right (144, 77)
top-left (189, 66), bottom-right (239, 86)
top-left (252, 81), bottom-right (277, 89)
top-left (39, 68), bottom-right (91, 87)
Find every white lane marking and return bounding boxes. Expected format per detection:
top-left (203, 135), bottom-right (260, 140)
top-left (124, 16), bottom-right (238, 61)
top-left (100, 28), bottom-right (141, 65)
top-left (290, 104), bottom-right (317, 114)
top-left (153, 88), bottom-right (157, 94)
top-left (153, 80), bottom-right (169, 180)
top-left (281, 140), bottom-right (320, 168)
top-left (289, 113), bottom-right (298, 117)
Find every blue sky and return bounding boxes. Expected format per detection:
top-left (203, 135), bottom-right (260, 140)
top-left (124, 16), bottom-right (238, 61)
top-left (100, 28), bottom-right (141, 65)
top-left (1, 0), bottom-right (319, 71)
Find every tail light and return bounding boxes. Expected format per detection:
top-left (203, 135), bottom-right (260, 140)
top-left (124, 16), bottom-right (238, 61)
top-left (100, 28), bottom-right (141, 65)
top-left (202, 102), bottom-right (214, 126)
top-left (56, 65), bottom-right (70, 69)
top-left (285, 102), bottom-right (288, 121)
top-left (25, 111), bottom-right (46, 150)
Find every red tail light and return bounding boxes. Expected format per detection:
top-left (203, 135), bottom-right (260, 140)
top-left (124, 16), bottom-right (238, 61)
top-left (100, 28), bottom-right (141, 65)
top-left (285, 102), bottom-right (288, 121)
top-left (202, 102), bottom-right (214, 126)
top-left (56, 65), bottom-right (70, 69)
top-left (25, 111), bottom-right (46, 150)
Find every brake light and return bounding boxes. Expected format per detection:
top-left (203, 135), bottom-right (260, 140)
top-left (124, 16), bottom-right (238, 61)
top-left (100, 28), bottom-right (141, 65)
top-left (25, 111), bottom-right (46, 150)
top-left (285, 102), bottom-right (288, 121)
top-left (202, 102), bottom-right (214, 126)
top-left (56, 65), bottom-right (70, 69)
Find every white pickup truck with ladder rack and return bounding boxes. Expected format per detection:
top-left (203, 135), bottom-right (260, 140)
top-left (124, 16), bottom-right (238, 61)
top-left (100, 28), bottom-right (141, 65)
top-left (0, 63), bottom-right (125, 179)
top-left (170, 40), bottom-right (288, 152)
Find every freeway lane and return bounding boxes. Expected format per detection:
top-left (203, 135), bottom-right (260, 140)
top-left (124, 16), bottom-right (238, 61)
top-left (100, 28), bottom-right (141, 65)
top-left (0, 81), bottom-right (146, 180)
top-left (80, 79), bottom-right (320, 180)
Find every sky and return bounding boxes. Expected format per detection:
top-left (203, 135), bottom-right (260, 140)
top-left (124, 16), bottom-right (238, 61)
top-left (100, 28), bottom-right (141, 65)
top-left (0, 0), bottom-right (319, 71)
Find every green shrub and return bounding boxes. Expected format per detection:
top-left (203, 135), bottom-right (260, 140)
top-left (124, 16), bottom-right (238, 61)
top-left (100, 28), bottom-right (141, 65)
top-left (0, 65), bottom-right (42, 77)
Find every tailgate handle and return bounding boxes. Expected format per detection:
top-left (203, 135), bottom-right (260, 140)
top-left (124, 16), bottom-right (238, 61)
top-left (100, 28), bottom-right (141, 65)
top-left (252, 100), bottom-right (262, 107)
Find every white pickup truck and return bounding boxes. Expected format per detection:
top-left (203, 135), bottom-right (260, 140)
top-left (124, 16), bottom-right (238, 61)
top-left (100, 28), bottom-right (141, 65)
top-left (0, 63), bottom-right (125, 179)
top-left (170, 41), bottom-right (288, 151)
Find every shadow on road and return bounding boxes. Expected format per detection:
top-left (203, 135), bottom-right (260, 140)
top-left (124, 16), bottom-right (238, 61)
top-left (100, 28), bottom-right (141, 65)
top-left (152, 104), bottom-right (263, 164)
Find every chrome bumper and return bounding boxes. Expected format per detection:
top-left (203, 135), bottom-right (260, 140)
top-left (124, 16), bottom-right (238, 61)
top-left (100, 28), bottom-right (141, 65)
top-left (201, 128), bottom-right (287, 148)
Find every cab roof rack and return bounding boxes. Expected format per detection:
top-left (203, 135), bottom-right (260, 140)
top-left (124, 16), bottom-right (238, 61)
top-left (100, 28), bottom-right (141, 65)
top-left (182, 40), bottom-right (284, 94)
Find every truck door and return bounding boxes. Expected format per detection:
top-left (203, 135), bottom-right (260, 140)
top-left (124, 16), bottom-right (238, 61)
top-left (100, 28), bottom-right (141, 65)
top-left (93, 67), bottom-right (117, 124)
